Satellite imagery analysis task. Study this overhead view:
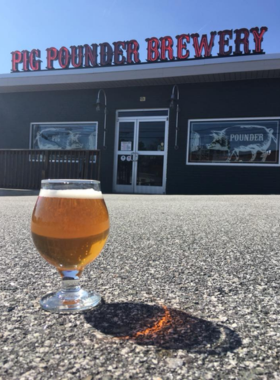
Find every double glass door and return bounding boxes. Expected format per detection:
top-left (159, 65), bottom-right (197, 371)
top-left (114, 116), bottom-right (168, 194)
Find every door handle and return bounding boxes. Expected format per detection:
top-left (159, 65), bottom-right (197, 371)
top-left (132, 152), bottom-right (138, 162)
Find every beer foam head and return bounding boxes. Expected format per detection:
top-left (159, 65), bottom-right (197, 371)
top-left (39, 188), bottom-right (103, 199)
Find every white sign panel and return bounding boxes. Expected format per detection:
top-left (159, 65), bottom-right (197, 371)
top-left (121, 141), bottom-right (132, 151)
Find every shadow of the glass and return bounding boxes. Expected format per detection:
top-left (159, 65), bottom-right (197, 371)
top-left (84, 302), bottom-right (242, 353)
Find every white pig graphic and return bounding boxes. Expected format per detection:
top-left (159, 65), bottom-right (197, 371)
top-left (207, 125), bottom-right (277, 162)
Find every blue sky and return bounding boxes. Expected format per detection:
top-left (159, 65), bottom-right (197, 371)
top-left (0, 0), bottom-right (279, 73)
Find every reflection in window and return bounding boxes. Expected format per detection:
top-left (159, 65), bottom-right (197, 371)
top-left (118, 122), bottom-right (134, 151)
top-left (138, 122), bottom-right (165, 151)
top-left (137, 156), bottom-right (163, 186)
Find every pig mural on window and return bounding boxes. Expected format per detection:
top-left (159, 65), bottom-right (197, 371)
top-left (206, 125), bottom-right (277, 162)
top-left (34, 128), bottom-right (96, 150)
top-left (35, 129), bottom-right (83, 149)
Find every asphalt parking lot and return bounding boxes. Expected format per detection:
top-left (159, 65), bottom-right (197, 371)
top-left (0, 193), bottom-right (280, 379)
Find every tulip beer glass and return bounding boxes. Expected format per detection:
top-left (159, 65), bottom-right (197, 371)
top-left (31, 179), bottom-right (109, 313)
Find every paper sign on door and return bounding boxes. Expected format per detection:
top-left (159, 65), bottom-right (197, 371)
top-left (121, 141), bottom-right (132, 151)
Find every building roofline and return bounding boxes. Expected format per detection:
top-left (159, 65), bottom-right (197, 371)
top-left (0, 53), bottom-right (279, 92)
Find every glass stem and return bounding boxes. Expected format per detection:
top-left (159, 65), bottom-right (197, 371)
top-left (61, 270), bottom-right (81, 293)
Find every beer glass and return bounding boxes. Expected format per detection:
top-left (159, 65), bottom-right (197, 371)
top-left (31, 179), bottom-right (109, 313)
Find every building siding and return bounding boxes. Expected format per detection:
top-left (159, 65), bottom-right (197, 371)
top-left (0, 77), bottom-right (279, 194)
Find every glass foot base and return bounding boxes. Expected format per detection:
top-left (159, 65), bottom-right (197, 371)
top-left (40, 288), bottom-right (101, 313)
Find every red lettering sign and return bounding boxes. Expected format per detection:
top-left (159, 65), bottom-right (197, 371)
top-left (58, 47), bottom-right (70, 69)
top-left (146, 37), bottom-right (160, 62)
top-left (160, 36), bottom-right (174, 61)
top-left (29, 49), bottom-right (41, 71)
top-left (234, 28), bottom-right (250, 55)
top-left (100, 43), bottom-right (113, 66)
top-left (176, 34), bottom-right (190, 60)
top-left (84, 44), bottom-right (98, 67)
top-left (218, 30), bottom-right (233, 56)
top-left (191, 32), bottom-right (216, 58)
top-left (46, 47), bottom-right (58, 69)
top-left (11, 51), bottom-right (22, 72)
top-left (113, 41), bottom-right (126, 65)
top-left (70, 46), bottom-right (83, 68)
top-left (22, 50), bottom-right (30, 71)
top-left (250, 26), bottom-right (268, 53)
top-left (10, 26), bottom-right (268, 72)
top-left (126, 40), bottom-right (140, 64)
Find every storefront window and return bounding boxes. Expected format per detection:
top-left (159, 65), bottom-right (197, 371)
top-left (30, 122), bottom-right (98, 150)
top-left (187, 119), bottom-right (280, 166)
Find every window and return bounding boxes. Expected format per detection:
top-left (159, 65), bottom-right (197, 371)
top-left (30, 122), bottom-right (98, 150)
top-left (187, 118), bottom-right (280, 166)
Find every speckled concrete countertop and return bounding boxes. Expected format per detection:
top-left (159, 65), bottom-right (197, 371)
top-left (1, 194), bottom-right (280, 379)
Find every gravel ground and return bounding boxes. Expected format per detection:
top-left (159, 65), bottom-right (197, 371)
top-left (0, 194), bottom-right (280, 380)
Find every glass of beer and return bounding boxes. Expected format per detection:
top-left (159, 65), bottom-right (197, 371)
top-left (31, 179), bottom-right (109, 313)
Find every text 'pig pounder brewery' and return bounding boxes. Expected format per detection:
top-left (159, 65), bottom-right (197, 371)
top-left (1, 26), bottom-right (280, 194)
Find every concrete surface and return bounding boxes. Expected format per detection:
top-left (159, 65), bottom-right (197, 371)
top-left (0, 194), bottom-right (280, 379)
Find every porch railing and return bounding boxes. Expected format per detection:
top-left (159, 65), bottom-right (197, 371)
top-left (0, 150), bottom-right (101, 190)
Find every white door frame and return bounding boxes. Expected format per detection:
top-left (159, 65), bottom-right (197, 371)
top-left (113, 109), bottom-right (169, 194)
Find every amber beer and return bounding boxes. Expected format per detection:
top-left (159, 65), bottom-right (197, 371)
top-left (31, 188), bottom-right (109, 274)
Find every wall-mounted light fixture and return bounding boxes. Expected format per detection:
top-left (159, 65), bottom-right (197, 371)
top-left (169, 85), bottom-right (180, 150)
top-left (95, 89), bottom-right (107, 149)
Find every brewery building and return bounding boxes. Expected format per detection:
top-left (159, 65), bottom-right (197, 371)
top-left (1, 28), bottom-right (280, 194)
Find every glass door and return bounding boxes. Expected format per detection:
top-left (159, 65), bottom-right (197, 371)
top-left (135, 120), bottom-right (167, 194)
top-left (114, 116), bottom-right (168, 194)
top-left (114, 121), bottom-right (136, 193)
